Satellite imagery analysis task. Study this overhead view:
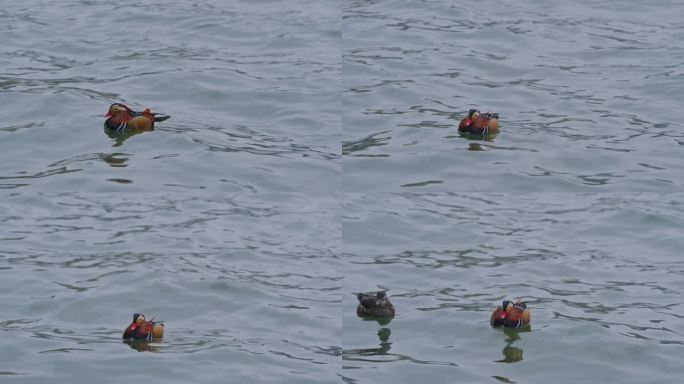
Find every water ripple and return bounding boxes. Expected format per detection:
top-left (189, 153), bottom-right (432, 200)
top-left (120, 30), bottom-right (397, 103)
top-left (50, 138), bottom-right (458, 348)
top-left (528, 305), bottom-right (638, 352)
top-left (343, 192), bottom-right (684, 382)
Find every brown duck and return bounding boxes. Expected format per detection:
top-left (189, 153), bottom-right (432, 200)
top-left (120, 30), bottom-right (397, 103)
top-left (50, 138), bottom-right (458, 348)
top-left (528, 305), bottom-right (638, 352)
top-left (122, 313), bottom-right (164, 340)
top-left (104, 103), bottom-right (170, 132)
top-left (356, 291), bottom-right (395, 318)
top-left (490, 300), bottom-right (531, 328)
top-left (458, 109), bottom-right (500, 134)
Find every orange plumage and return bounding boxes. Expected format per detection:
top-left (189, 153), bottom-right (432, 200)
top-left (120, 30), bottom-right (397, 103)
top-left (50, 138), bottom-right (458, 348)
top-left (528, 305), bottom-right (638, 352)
top-left (104, 103), bottom-right (170, 132)
top-left (459, 109), bottom-right (500, 134)
top-left (490, 300), bottom-right (530, 328)
top-left (122, 313), bottom-right (164, 340)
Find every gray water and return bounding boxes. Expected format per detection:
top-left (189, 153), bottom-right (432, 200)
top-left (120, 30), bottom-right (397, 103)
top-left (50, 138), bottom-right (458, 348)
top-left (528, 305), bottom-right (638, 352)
top-left (343, 0), bottom-right (684, 192)
top-left (1, 0), bottom-right (683, 383)
top-left (342, 193), bottom-right (684, 383)
top-left (1, 0), bottom-right (340, 383)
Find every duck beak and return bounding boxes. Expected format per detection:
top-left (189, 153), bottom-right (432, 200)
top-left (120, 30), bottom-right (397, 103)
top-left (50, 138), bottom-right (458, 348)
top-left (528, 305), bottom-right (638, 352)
top-left (105, 112), bottom-right (112, 117)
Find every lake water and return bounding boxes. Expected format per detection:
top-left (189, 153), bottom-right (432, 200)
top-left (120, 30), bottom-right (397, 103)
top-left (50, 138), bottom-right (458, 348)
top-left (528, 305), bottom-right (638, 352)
top-left (343, 0), bottom-right (684, 192)
top-left (1, 0), bottom-right (683, 383)
top-left (1, 0), bottom-right (340, 383)
top-left (342, 193), bottom-right (684, 383)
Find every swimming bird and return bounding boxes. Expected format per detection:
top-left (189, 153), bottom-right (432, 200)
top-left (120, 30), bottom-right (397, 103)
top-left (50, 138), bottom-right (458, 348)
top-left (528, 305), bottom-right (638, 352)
top-left (490, 300), bottom-right (530, 328)
top-left (356, 291), bottom-right (395, 318)
top-left (122, 313), bottom-right (165, 340)
top-left (104, 103), bottom-right (170, 132)
top-left (458, 109), bottom-right (500, 134)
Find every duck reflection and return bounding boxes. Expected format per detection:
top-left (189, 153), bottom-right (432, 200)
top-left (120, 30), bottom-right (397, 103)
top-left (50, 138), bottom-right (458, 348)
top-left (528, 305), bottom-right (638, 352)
top-left (376, 327), bottom-right (392, 354)
top-left (467, 142), bottom-right (489, 151)
top-left (104, 127), bottom-right (151, 147)
top-left (102, 152), bottom-right (129, 167)
top-left (360, 316), bottom-right (393, 326)
top-left (459, 130), bottom-right (499, 143)
top-left (347, 327), bottom-right (393, 356)
top-left (495, 326), bottom-right (529, 363)
top-left (447, 131), bottom-right (498, 151)
top-left (123, 339), bottom-right (161, 352)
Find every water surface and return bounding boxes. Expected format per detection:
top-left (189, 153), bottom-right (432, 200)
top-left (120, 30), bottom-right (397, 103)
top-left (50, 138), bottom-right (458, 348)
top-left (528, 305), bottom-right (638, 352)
top-left (343, 193), bottom-right (684, 383)
top-left (1, 1), bottom-right (341, 383)
top-left (343, 0), bottom-right (684, 191)
top-left (2, 0), bottom-right (683, 383)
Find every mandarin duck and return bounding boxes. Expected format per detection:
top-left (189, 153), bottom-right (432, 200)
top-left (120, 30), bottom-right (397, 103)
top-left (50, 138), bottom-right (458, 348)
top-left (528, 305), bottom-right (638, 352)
top-left (458, 109), bottom-right (500, 135)
top-left (490, 300), bottom-right (531, 328)
top-left (356, 291), bottom-right (395, 318)
top-left (104, 103), bottom-right (170, 132)
top-left (122, 313), bottom-right (165, 340)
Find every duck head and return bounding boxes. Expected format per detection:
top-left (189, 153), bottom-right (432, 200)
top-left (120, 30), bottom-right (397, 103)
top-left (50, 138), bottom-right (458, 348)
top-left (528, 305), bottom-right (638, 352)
top-left (105, 103), bottom-right (132, 117)
top-left (376, 291), bottom-right (387, 300)
top-left (129, 313), bottom-right (145, 331)
top-left (499, 300), bottom-right (515, 319)
top-left (464, 109), bottom-right (481, 126)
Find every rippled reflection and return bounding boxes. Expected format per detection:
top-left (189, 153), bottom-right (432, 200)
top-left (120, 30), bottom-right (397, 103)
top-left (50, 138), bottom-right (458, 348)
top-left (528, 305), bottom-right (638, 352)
top-left (123, 339), bottom-right (162, 353)
top-left (492, 374), bottom-right (517, 383)
top-left (467, 142), bottom-right (492, 152)
top-left (494, 327), bottom-right (529, 364)
top-left (345, 327), bottom-right (393, 356)
top-left (102, 153), bottom-right (129, 167)
top-left (104, 127), bottom-right (151, 147)
top-left (361, 316), bottom-right (393, 327)
top-left (459, 131), bottom-right (499, 143)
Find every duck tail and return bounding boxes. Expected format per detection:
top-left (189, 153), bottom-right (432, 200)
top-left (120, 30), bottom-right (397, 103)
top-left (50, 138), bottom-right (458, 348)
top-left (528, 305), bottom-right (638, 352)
top-left (154, 114), bottom-right (171, 122)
